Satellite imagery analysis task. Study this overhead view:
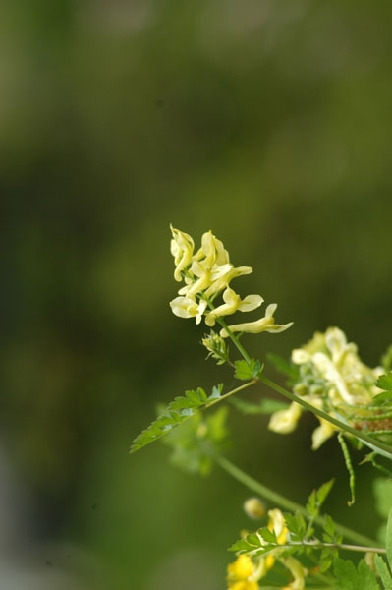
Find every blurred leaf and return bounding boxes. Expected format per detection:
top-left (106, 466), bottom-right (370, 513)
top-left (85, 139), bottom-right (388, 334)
top-left (333, 558), bottom-right (380, 590)
top-left (130, 384), bottom-right (223, 453)
top-left (162, 406), bottom-right (230, 476)
top-left (377, 373), bottom-right (392, 392)
top-left (373, 478), bottom-right (392, 519)
top-left (230, 396), bottom-right (289, 415)
top-left (374, 555), bottom-right (392, 590)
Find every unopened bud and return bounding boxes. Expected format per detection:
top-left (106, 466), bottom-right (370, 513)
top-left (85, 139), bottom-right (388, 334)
top-left (243, 497), bottom-right (266, 519)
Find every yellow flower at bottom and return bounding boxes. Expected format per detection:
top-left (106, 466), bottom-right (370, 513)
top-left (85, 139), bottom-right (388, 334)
top-left (227, 555), bottom-right (259, 590)
top-left (227, 555), bottom-right (254, 580)
top-left (229, 581), bottom-right (258, 590)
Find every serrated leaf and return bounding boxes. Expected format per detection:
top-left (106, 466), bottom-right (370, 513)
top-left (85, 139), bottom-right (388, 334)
top-left (258, 527), bottom-right (277, 544)
top-left (230, 396), bottom-right (290, 415)
top-left (374, 555), bottom-right (392, 590)
top-left (377, 373), bottom-right (392, 392)
top-left (316, 479), bottom-right (335, 505)
top-left (283, 512), bottom-right (306, 540)
top-left (357, 560), bottom-right (381, 590)
top-left (130, 383), bottom-right (225, 453)
top-left (228, 539), bottom-right (256, 553)
top-left (234, 359), bottom-right (262, 381)
top-left (322, 514), bottom-right (342, 543)
top-left (246, 533), bottom-right (263, 547)
top-left (334, 558), bottom-right (380, 590)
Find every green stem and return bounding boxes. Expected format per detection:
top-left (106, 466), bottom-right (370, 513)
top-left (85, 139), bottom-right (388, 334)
top-left (274, 541), bottom-right (386, 555)
top-left (216, 318), bottom-right (253, 365)
top-left (259, 375), bottom-right (392, 460)
top-left (205, 380), bottom-right (255, 409)
top-left (213, 453), bottom-right (381, 548)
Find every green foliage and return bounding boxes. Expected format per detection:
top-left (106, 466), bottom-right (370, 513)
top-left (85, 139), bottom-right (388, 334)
top-left (373, 478), bottom-right (392, 519)
top-left (333, 558), bottom-right (380, 590)
top-left (163, 407), bottom-right (230, 476)
top-left (387, 507), bottom-right (392, 574)
top-left (234, 359), bottom-right (263, 381)
top-left (130, 384), bottom-right (223, 453)
top-left (381, 347), bottom-right (392, 373)
top-left (266, 353), bottom-right (300, 383)
top-left (229, 396), bottom-right (290, 415)
top-left (374, 555), bottom-right (392, 590)
top-left (306, 479), bottom-right (334, 519)
top-left (377, 372), bottom-right (392, 393)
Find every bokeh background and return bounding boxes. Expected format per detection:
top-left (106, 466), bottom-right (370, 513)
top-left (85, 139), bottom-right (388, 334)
top-left (1, 0), bottom-right (392, 588)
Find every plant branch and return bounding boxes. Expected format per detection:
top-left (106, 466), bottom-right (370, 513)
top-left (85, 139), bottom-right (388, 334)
top-left (212, 453), bottom-right (381, 548)
top-left (259, 375), bottom-right (392, 460)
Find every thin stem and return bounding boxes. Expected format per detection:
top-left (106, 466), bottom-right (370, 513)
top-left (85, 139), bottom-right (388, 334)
top-left (212, 453), bottom-right (381, 548)
top-left (216, 318), bottom-right (253, 365)
top-left (205, 380), bottom-right (255, 409)
top-left (259, 375), bottom-right (392, 460)
top-left (273, 541), bottom-right (386, 555)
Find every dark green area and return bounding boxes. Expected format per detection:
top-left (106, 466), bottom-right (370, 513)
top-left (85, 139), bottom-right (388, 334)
top-left (2, 0), bottom-right (392, 588)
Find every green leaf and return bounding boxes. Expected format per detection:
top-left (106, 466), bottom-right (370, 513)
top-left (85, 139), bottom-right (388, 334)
top-left (258, 527), bottom-right (277, 544)
top-left (381, 346), bottom-right (392, 372)
top-left (283, 512), bottom-right (306, 541)
top-left (387, 506), bottom-right (392, 573)
top-left (130, 383), bottom-right (224, 453)
top-left (333, 558), bottom-right (380, 590)
top-left (163, 406), bottom-right (230, 476)
top-left (316, 479), bottom-right (335, 505)
top-left (306, 479), bottom-right (334, 518)
top-left (374, 555), bottom-right (392, 590)
top-left (229, 396), bottom-right (290, 415)
top-left (266, 353), bottom-right (300, 382)
top-left (372, 391), bottom-right (392, 405)
top-left (322, 514), bottom-right (342, 544)
top-left (377, 373), bottom-right (392, 392)
top-left (234, 359), bottom-right (262, 381)
top-left (373, 478), bottom-right (392, 519)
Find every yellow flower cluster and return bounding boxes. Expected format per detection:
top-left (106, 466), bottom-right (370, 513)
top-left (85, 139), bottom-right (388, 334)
top-left (268, 327), bottom-right (383, 449)
top-left (170, 226), bottom-right (293, 337)
top-left (227, 509), bottom-right (308, 590)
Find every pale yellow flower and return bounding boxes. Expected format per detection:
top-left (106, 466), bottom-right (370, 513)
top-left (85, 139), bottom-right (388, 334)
top-left (205, 287), bottom-right (263, 326)
top-left (286, 326), bottom-right (383, 449)
top-left (169, 296), bottom-right (207, 325)
top-left (194, 230), bottom-right (230, 267)
top-left (170, 225), bottom-right (195, 281)
top-left (220, 304), bottom-right (293, 337)
top-left (311, 418), bottom-right (337, 450)
top-left (281, 556), bottom-right (308, 590)
top-left (268, 402), bottom-right (302, 435)
top-left (169, 226), bottom-right (292, 336)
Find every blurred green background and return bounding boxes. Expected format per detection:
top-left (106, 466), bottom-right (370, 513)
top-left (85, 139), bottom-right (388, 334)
top-left (1, 0), bottom-right (392, 588)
